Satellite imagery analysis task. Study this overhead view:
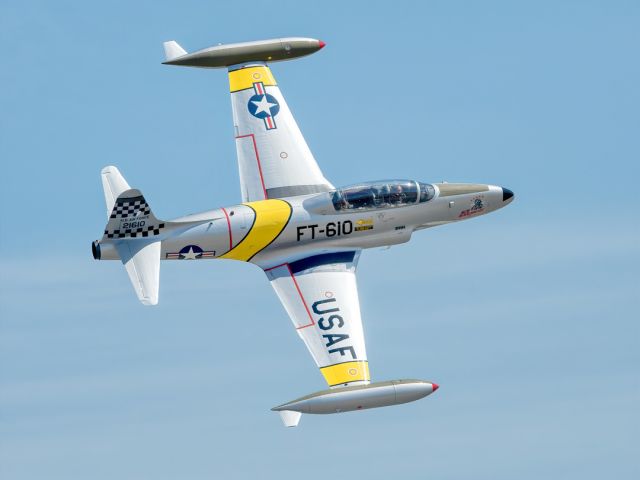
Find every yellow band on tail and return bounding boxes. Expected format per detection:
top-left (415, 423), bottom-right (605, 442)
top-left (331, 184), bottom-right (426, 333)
top-left (229, 66), bottom-right (277, 93)
top-left (320, 361), bottom-right (370, 387)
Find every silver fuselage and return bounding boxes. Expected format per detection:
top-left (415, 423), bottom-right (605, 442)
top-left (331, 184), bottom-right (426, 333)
top-left (96, 183), bottom-right (513, 268)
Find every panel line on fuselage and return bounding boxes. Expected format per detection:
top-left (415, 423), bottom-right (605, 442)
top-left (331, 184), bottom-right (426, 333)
top-left (220, 207), bottom-right (233, 251)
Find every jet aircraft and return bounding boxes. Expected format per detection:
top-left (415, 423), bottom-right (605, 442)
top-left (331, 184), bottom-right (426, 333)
top-left (93, 37), bottom-right (514, 427)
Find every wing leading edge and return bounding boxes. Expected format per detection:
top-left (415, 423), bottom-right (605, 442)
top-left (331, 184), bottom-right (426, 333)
top-left (265, 251), bottom-right (370, 387)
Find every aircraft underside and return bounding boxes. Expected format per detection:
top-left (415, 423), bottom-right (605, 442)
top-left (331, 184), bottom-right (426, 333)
top-left (93, 37), bottom-right (513, 427)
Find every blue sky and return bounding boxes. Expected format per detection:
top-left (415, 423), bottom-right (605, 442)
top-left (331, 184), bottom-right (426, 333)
top-left (1, 1), bottom-right (638, 478)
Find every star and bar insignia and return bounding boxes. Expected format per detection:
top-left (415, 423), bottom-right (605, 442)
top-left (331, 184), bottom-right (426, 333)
top-left (247, 82), bottom-right (280, 130)
top-left (165, 245), bottom-right (216, 260)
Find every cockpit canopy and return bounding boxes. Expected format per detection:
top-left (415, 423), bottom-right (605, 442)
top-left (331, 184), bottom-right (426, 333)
top-left (332, 180), bottom-right (435, 212)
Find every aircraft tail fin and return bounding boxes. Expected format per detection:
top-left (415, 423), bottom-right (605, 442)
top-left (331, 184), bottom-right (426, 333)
top-left (98, 176), bottom-right (167, 306)
top-left (103, 188), bottom-right (166, 240)
top-left (95, 167), bottom-right (212, 305)
top-left (163, 41), bottom-right (187, 62)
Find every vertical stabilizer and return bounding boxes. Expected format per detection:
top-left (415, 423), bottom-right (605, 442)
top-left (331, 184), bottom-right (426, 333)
top-left (100, 185), bottom-right (166, 306)
top-left (103, 189), bottom-right (165, 240)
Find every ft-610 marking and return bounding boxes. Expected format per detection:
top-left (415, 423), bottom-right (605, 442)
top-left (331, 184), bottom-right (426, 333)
top-left (297, 221), bottom-right (354, 241)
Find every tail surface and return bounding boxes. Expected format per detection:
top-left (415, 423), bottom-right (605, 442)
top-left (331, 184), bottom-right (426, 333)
top-left (101, 166), bottom-right (131, 218)
top-left (116, 240), bottom-right (160, 306)
top-left (96, 168), bottom-right (165, 306)
top-left (103, 189), bottom-right (165, 240)
top-left (163, 40), bottom-right (187, 62)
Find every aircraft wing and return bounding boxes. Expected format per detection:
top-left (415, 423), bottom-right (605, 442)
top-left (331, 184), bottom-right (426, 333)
top-left (228, 64), bottom-right (334, 201)
top-left (265, 251), bottom-right (370, 387)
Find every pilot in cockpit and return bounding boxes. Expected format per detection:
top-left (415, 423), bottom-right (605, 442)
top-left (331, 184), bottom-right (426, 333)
top-left (390, 184), bottom-right (406, 205)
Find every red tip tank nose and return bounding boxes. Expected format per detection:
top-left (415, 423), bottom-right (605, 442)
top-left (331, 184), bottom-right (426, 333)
top-left (318, 40), bottom-right (326, 49)
top-left (432, 383), bottom-right (439, 392)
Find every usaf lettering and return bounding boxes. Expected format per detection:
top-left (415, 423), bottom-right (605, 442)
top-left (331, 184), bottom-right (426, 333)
top-left (312, 298), bottom-right (356, 359)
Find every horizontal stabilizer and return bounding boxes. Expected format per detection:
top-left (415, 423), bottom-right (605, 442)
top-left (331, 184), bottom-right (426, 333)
top-left (115, 240), bottom-right (161, 305)
top-left (101, 166), bottom-right (131, 219)
top-left (163, 40), bottom-right (187, 62)
top-left (278, 410), bottom-right (302, 428)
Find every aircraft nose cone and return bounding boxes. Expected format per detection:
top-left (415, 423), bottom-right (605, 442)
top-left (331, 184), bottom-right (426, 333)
top-left (502, 187), bottom-right (514, 202)
top-left (432, 383), bottom-right (439, 393)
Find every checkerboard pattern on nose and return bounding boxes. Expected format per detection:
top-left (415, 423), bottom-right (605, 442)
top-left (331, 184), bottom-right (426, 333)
top-left (110, 196), bottom-right (151, 219)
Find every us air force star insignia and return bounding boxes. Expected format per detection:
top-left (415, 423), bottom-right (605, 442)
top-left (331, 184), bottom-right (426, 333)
top-left (165, 245), bottom-right (216, 260)
top-left (247, 82), bottom-right (280, 130)
top-left (251, 95), bottom-right (278, 116)
top-left (181, 246), bottom-right (199, 260)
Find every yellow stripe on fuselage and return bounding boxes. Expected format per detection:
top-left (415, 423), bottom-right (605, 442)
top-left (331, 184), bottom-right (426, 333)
top-left (229, 66), bottom-right (277, 93)
top-left (221, 199), bottom-right (291, 262)
top-left (320, 361), bottom-right (370, 387)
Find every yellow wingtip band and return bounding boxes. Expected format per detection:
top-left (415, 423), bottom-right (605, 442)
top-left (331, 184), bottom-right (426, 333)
top-left (321, 361), bottom-right (370, 387)
top-left (229, 66), bottom-right (277, 93)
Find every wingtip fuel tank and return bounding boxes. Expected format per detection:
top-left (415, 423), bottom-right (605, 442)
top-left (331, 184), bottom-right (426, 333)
top-left (162, 37), bottom-right (326, 68)
top-left (272, 379), bottom-right (439, 427)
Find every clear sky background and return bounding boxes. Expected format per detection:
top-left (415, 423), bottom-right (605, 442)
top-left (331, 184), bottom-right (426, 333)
top-left (1, 1), bottom-right (638, 479)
